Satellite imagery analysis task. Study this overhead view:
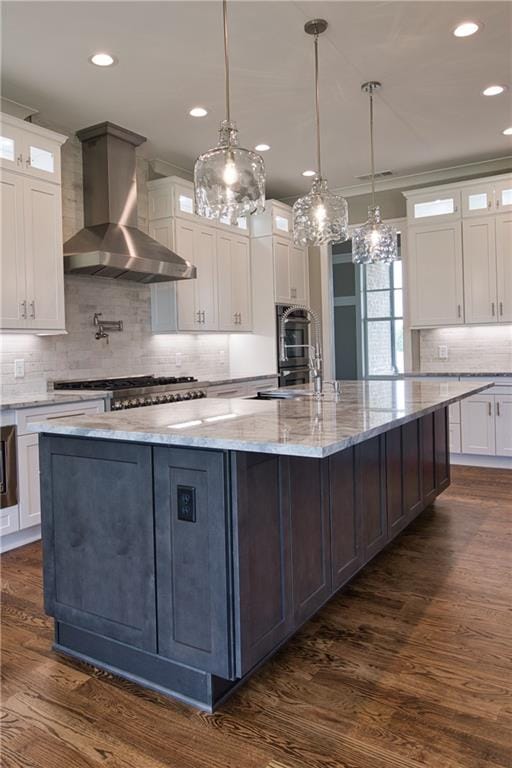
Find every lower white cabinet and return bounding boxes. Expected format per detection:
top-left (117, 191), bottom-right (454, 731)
top-left (461, 395), bottom-right (495, 455)
top-left (17, 432), bottom-right (41, 529)
top-left (495, 395), bottom-right (512, 456)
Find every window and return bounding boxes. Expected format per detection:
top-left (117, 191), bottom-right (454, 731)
top-left (361, 243), bottom-right (403, 376)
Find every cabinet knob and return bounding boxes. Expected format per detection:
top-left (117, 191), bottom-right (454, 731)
top-left (201, 310), bottom-right (206, 324)
top-left (17, 154), bottom-right (23, 167)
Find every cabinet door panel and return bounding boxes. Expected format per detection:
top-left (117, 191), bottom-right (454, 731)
top-left (386, 427), bottom-right (406, 536)
top-left (233, 452), bottom-right (293, 677)
top-left (274, 239), bottom-right (290, 303)
top-left (40, 437), bottom-right (156, 651)
top-left (23, 178), bottom-right (65, 329)
top-left (289, 246), bottom-right (308, 304)
top-left (194, 227), bottom-right (218, 330)
top-left (495, 397), bottom-right (512, 457)
top-left (494, 178), bottom-right (512, 213)
top-left (175, 220), bottom-right (198, 331)
top-left (402, 419), bottom-right (423, 519)
top-left (154, 447), bottom-right (233, 678)
top-left (286, 457), bottom-right (331, 623)
top-left (421, 413), bottom-right (436, 505)
top-left (0, 171), bottom-right (26, 328)
top-left (409, 223), bottom-right (463, 327)
top-left (18, 433), bottom-right (41, 529)
top-left (231, 236), bottom-right (252, 330)
top-left (461, 397), bottom-right (496, 455)
top-left (434, 408), bottom-right (450, 490)
top-left (463, 217), bottom-right (497, 323)
top-left (149, 220), bottom-right (178, 332)
top-left (356, 436), bottom-right (387, 562)
top-left (217, 232), bottom-right (235, 330)
top-left (496, 215), bottom-right (512, 322)
top-left (330, 447), bottom-right (361, 587)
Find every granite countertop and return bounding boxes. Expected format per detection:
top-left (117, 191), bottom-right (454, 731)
top-left (208, 374), bottom-right (277, 387)
top-left (29, 380), bottom-right (490, 458)
top-left (1, 390), bottom-right (112, 411)
top-left (403, 372), bottom-right (512, 378)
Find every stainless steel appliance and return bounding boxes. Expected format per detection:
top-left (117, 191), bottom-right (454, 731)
top-left (276, 305), bottom-right (311, 387)
top-left (53, 375), bottom-right (208, 411)
top-left (0, 425), bottom-right (18, 509)
top-left (63, 122), bottom-right (196, 283)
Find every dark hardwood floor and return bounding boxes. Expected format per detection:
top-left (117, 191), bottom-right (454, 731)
top-left (1, 465), bottom-right (511, 768)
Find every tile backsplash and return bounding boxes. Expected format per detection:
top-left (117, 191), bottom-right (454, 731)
top-left (0, 118), bottom-right (230, 398)
top-left (419, 325), bottom-right (512, 373)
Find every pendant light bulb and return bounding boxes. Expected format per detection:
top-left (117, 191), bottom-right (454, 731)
top-left (194, 0), bottom-right (265, 224)
top-left (293, 20), bottom-right (349, 247)
top-left (352, 82), bottom-right (398, 264)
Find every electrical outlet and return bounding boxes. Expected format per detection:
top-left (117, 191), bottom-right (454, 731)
top-left (175, 352), bottom-right (182, 368)
top-left (438, 345), bottom-right (448, 360)
top-left (14, 359), bottom-right (25, 378)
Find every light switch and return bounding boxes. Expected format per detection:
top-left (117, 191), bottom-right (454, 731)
top-left (14, 359), bottom-right (25, 378)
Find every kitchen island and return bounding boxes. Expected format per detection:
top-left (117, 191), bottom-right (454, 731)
top-left (32, 379), bottom-right (489, 711)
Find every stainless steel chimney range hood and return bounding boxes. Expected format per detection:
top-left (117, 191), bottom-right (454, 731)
top-left (63, 122), bottom-right (196, 283)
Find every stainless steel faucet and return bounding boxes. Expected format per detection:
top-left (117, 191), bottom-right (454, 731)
top-left (93, 312), bottom-right (123, 344)
top-left (279, 305), bottom-right (323, 395)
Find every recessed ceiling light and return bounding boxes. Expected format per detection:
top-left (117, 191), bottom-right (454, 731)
top-left (453, 21), bottom-right (480, 37)
top-left (302, 170), bottom-right (316, 177)
top-left (255, 144), bottom-right (270, 152)
top-left (483, 85), bottom-right (506, 96)
top-left (503, 127), bottom-right (512, 136)
top-left (89, 52), bottom-right (117, 67)
top-left (189, 107), bottom-right (208, 117)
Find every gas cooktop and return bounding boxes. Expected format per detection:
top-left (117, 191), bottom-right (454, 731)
top-left (54, 375), bottom-right (197, 391)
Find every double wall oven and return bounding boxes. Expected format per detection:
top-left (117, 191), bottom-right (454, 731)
top-left (276, 305), bottom-right (311, 387)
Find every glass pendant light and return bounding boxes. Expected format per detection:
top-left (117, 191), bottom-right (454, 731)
top-left (194, 0), bottom-right (265, 226)
top-left (293, 19), bottom-right (348, 247)
top-left (352, 82), bottom-right (398, 264)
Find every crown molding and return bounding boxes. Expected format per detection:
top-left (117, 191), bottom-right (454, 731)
top-left (278, 156), bottom-right (512, 204)
top-left (150, 157), bottom-right (193, 180)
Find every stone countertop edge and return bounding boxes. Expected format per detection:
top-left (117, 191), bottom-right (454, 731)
top-left (28, 382), bottom-right (493, 459)
top-left (403, 372), bottom-right (512, 378)
top-left (0, 390), bottom-right (113, 411)
top-left (208, 374), bottom-right (278, 386)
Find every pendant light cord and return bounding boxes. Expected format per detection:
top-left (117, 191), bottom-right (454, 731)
top-left (314, 33), bottom-right (322, 179)
top-left (369, 86), bottom-right (376, 208)
top-left (223, 0), bottom-right (231, 124)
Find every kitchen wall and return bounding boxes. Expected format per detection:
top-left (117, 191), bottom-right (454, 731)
top-left (0, 119), bottom-right (230, 397)
top-left (419, 325), bottom-right (512, 373)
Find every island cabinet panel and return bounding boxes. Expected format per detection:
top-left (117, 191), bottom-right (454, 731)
top-left (153, 447), bottom-right (234, 680)
top-left (421, 413), bottom-right (437, 506)
top-left (232, 452), bottom-right (293, 677)
top-left (285, 457), bottom-right (331, 625)
top-left (434, 407), bottom-right (450, 491)
top-left (402, 419), bottom-right (423, 521)
top-left (40, 436), bottom-right (156, 652)
top-left (386, 427), bottom-right (407, 538)
top-left (356, 436), bottom-right (388, 563)
top-left (329, 446), bottom-right (361, 589)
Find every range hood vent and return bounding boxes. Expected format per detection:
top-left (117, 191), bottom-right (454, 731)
top-left (63, 122), bottom-right (196, 283)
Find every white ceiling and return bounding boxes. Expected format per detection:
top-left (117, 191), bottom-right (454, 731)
top-left (2, 1), bottom-right (512, 197)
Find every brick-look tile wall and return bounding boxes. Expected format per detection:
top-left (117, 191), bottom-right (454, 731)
top-left (419, 325), bottom-right (512, 373)
top-left (0, 122), bottom-right (230, 397)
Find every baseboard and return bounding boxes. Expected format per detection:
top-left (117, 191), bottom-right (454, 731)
top-left (0, 524), bottom-right (41, 554)
top-left (450, 454), bottom-right (512, 469)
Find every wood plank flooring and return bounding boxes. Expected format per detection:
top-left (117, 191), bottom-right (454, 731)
top-left (1, 465), bottom-right (511, 768)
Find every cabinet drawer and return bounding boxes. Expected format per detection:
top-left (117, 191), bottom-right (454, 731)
top-left (17, 400), bottom-right (105, 435)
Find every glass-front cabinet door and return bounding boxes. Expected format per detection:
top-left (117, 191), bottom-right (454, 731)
top-left (461, 183), bottom-right (493, 217)
top-left (24, 133), bottom-right (61, 180)
top-left (0, 122), bottom-right (24, 171)
top-left (406, 189), bottom-right (461, 225)
top-left (494, 178), bottom-right (512, 213)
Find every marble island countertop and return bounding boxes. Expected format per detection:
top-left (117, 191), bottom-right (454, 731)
top-left (29, 379), bottom-right (491, 458)
top-left (0, 390), bottom-right (112, 411)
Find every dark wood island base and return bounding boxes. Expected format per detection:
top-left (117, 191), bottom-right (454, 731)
top-left (40, 407), bottom-right (450, 711)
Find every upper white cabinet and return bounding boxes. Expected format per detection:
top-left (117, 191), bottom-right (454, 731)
top-left (250, 200), bottom-right (293, 239)
top-left (148, 177), bottom-right (252, 333)
top-left (217, 231), bottom-right (252, 332)
top-left (404, 173), bottom-right (512, 328)
top-left (408, 222), bottom-right (464, 327)
top-left (0, 113), bottom-right (66, 333)
top-left (405, 188), bottom-right (460, 225)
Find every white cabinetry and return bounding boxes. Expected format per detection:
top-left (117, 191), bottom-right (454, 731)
top-left (148, 177), bottom-right (251, 333)
top-left (495, 395), bottom-right (512, 457)
top-left (404, 173), bottom-right (512, 328)
top-left (461, 395), bottom-right (496, 455)
top-left (408, 222), bottom-right (463, 327)
top-left (0, 113), bottom-right (66, 332)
